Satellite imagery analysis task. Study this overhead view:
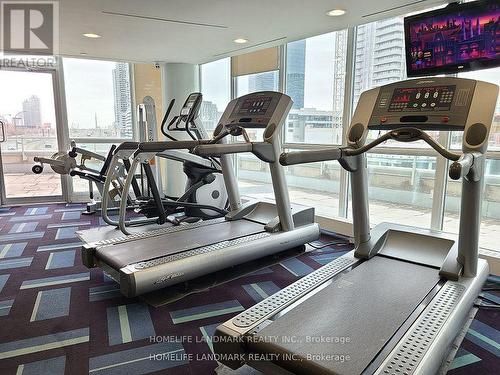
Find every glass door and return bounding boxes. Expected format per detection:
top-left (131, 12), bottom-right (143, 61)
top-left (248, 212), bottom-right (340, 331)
top-left (0, 69), bottom-right (64, 204)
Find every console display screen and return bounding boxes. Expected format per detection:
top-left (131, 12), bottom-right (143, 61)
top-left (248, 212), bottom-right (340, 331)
top-left (388, 85), bottom-right (456, 112)
top-left (237, 96), bottom-right (272, 115)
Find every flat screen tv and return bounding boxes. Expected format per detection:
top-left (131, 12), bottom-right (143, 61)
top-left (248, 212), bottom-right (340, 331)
top-left (404, 0), bottom-right (500, 77)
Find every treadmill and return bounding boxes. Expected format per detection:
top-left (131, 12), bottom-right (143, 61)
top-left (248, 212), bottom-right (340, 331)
top-left (81, 91), bottom-right (320, 297)
top-left (213, 77), bottom-right (499, 375)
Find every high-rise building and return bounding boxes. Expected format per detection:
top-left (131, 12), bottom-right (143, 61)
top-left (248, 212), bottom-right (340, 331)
top-left (332, 30), bottom-right (348, 117)
top-left (354, 17), bottom-right (406, 106)
top-left (112, 63), bottom-right (133, 138)
top-left (22, 95), bottom-right (42, 128)
top-left (286, 40), bottom-right (306, 109)
top-left (371, 18), bottom-right (406, 86)
top-left (248, 71), bottom-right (278, 93)
top-left (200, 101), bottom-right (219, 132)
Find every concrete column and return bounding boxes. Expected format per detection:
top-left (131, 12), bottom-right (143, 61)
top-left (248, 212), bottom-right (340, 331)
top-left (161, 63), bottom-right (200, 196)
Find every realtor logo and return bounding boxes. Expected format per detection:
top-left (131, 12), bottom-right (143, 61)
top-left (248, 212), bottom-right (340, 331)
top-left (1, 1), bottom-right (59, 55)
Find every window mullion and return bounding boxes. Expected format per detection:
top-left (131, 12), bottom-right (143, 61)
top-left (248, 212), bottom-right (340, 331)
top-left (430, 131), bottom-right (450, 230)
top-left (339, 26), bottom-right (357, 218)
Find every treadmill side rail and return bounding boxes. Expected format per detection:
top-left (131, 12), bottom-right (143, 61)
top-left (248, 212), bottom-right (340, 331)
top-left (86, 217), bottom-right (225, 250)
top-left (374, 258), bottom-right (489, 375)
top-left (118, 223), bottom-right (320, 297)
top-left (213, 251), bottom-right (359, 369)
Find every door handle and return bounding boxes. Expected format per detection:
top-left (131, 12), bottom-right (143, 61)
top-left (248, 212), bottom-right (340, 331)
top-left (0, 121), bottom-right (5, 143)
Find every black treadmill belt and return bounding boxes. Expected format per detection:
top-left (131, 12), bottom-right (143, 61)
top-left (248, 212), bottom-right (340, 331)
top-left (249, 256), bottom-right (440, 375)
top-left (96, 220), bottom-right (264, 269)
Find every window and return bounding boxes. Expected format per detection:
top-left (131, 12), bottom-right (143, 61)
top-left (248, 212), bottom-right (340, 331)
top-left (285, 157), bottom-right (342, 219)
top-left (63, 58), bottom-right (133, 195)
top-left (64, 58), bottom-right (133, 139)
top-left (285, 31), bottom-right (347, 145)
top-left (221, 9), bottom-right (500, 253)
top-left (348, 154), bottom-right (437, 228)
top-left (443, 67), bottom-right (500, 251)
top-left (200, 58), bottom-right (231, 133)
top-left (0, 70), bottom-right (62, 200)
top-left (282, 31), bottom-right (348, 217)
top-left (234, 71), bottom-right (279, 200)
top-left (450, 67), bottom-right (500, 150)
top-left (348, 16), bottom-right (441, 227)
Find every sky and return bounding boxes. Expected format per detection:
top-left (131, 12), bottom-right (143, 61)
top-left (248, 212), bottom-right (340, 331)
top-left (63, 58), bottom-right (116, 129)
top-left (0, 59), bottom-right (118, 131)
top-left (0, 71), bottom-right (56, 125)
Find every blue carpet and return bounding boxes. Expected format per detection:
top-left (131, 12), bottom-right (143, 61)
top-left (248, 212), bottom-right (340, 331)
top-left (0, 203), bottom-right (498, 374)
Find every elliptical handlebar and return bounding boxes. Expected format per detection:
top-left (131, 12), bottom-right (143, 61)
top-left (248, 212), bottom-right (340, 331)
top-left (160, 98), bottom-right (176, 139)
top-left (160, 94), bottom-right (203, 141)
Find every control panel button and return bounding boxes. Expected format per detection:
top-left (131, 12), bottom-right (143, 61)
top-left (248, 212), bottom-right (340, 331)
top-left (380, 117), bottom-right (388, 124)
top-left (442, 116), bottom-right (450, 123)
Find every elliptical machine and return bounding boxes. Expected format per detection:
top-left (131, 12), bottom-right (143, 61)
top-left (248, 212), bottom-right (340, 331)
top-left (136, 93), bottom-right (228, 224)
top-left (94, 93), bottom-right (228, 236)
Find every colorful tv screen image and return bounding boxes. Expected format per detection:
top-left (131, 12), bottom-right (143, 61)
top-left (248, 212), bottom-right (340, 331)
top-left (405, 0), bottom-right (500, 76)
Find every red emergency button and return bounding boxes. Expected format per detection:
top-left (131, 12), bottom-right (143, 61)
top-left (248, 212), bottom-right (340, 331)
top-left (380, 117), bottom-right (388, 123)
top-left (442, 116), bottom-right (449, 123)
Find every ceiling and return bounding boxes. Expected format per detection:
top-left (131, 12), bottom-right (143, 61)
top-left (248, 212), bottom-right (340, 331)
top-left (59, 0), bottom-right (449, 64)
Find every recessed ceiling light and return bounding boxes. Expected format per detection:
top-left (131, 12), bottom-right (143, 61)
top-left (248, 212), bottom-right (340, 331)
top-left (327, 9), bottom-right (346, 17)
top-left (83, 33), bottom-right (101, 38)
top-left (233, 38), bottom-right (248, 44)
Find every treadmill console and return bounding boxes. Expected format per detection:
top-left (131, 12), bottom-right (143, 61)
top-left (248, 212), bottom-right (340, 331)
top-left (368, 79), bottom-right (476, 130)
top-left (223, 91), bottom-right (290, 129)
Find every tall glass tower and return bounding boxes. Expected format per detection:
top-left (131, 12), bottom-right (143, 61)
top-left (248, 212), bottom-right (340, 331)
top-left (22, 95), bottom-right (42, 128)
top-left (286, 40), bottom-right (306, 109)
top-left (112, 63), bottom-right (133, 138)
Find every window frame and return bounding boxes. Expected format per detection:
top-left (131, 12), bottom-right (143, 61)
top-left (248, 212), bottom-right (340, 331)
top-left (59, 57), bottom-right (137, 202)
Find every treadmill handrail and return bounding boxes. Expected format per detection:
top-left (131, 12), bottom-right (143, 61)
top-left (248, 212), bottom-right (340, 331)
top-left (280, 148), bottom-right (343, 166)
top-left (280, 127), bottom-right (461, 166)
top-left (193, 142), bottom-right (276, 163)
top-left (193, 143), bottom-right (253, 156)
top-left (133, 140), bottom-right (209, 155)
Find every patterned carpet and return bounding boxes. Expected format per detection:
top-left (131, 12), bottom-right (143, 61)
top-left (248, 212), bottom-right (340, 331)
top-left (0, 203), bottom-right (498, 375)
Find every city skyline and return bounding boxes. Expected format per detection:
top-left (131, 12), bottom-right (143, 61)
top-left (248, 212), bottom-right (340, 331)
top-left (0, 71), bottom-right (56, 126)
